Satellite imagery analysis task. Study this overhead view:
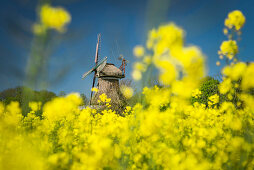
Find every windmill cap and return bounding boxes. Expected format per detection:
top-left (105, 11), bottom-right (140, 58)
top-left (98, 63), bottom-right (125, 78)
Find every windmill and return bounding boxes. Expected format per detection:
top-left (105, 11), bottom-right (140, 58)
top-left (82, 33), bottom-right (107, 104)
top-left (82, 34), bottom-right (126, 109)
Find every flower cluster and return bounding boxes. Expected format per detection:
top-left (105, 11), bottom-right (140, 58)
top-left (120, 85), bottom-right (134, 99)
top-left (224, 10), bottom-right (245, 31)
top-left (33, 4), bottom-right (71, 34)
top-left (98, 93), bottom-right (111, 107)
top-left (192, 89), bottom-right (202, 99)
top-left (208, 94), bottom-right (219, 108)
top-left (132, 23), bottom-right (206, 99)
top-left (218, 10), bottom-right (245, 62)
top-left (219, 40), bottom-right (238, 60)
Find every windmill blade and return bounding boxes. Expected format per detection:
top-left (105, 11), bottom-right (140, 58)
top-left (94, 33), bottom-right (101, 63)
top-left (82, 67), bottom-right (95, 79)
top-left (97, 56), bottom-right (107, 68)
top-left (82, 57), bottom-right (107, 79)
top-left (96, 57), bottom-right (107, 73)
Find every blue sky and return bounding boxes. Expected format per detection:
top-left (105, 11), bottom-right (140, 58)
top-left (0, 0), bottom-right (253, 96)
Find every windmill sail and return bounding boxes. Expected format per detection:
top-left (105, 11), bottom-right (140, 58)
top-left (96, 57), bottom-right (107, 73)
top-left (82, 57), bottom-right (107, 79)
top-left (81, 67), bottom-right (95, 79)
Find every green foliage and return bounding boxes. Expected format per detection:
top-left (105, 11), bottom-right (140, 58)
top-left (191, 76), bottom-right (221, 107)
top-left (80, 93), bottom-right (89, 105)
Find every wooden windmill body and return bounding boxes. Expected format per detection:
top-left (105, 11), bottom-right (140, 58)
top-left (90, 63), bottom-right (125, 106)
top-left (82, 34), bottom-right (127, 108)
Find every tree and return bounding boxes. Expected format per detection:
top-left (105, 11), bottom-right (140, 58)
top-left (80, 93), bottom-right (89, 105)
top-left (0, 86), bottom-right (56, 116)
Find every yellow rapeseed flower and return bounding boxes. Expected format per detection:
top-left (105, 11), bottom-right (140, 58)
top-left (222, 62), bottom-right (246, 80)
top-left (29, 101), bottom-right (42, 112)
top-left (219, 40), bottom-right (238, 60)
top-left (219, 78), bottom-right (232, 94)
top-left (192, 89), bottom-right (202, 98)
top-left (120, 86), bottom-right (134, 99)
top-left (40, 4), bottom-right (71, 32)
top-left (91, 87), bottom-right (99, 92)
top-left (132, 70), bottom-right (142, 81)
top-left (143, 56), bottom-right (152, 65)
top-left (241, 63), bottom-right (254, 90)
top-left (133, 62), bottom-right (146, 72)
top-left (225, 10), bottom-right (245, 31)
top-left (133, 45), bottom-right (145, 58)
top-left (208, 94), bottom-right (219, 105)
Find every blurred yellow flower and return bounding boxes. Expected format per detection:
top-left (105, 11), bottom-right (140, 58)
top-left (40, 4), bottom-right (71, 32)
top-left (32, 23), bottom-right (46, 35)
top-left (225, 10), bottom-right (245, 30)
top-left (222, 62), bottom-right (246, 80)
top-left (120, 86), bottom-right (133, 99)
top-left (157, 60), bottom-right (177, 85)
top-left (143, 56), bottom-right (152, 65)
top-left (29, 101), bottom-right (42, 112)
top-left (223, 28), bottom-right (228, 35)
top-left (132, 70), bottom-right (142, 81)
top-left (208, 94), bottom-right (219, 105)
top-left (219, 78), bottom-right (232, 94)
top-left (91, 87), bottom-right (98, 92)
top-left (192, 89), bottom-right (202, 98)
top-left (133, 45), bottom-right (145, 58)
top-left (219, 40), bottom-right (238, 60)
top-left (133, 62), bottom-right (146, 72)
top-left (43, 93), bottom-right (82, 121)
top-left (241, 63), bottom-right (254, 90)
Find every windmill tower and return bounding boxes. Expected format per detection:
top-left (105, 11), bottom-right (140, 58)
top-left (82, 34), bottom-right (126, 109)
top-left (90, 63), bottom-right (125, 107)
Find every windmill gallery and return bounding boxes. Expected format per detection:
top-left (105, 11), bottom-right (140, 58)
top-left (82, 34), bottom-right (128, 110)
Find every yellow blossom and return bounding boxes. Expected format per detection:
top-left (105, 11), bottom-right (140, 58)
top-left (133, 62), bottom-right (146, 72)
top-left (120, 86), bottom-right (134, 99)
top-left (219, 78), bottom-right (232, 94)
top-left (225, 10), bottom-right (245, 30)
top-left (29, 101), bottom-right (42, 112)
top-left (40, 4), bottom-right (71, 32)
top-left (222, 62), bottom-right (246, 80)
top-left (223, 28), bottom-right (228, 35)
top-left (241, 63), bottom-right (254, 90)
top-left (143, 56), bottom-right (152, 65)
top-left (208, 94), bottom-right (219, 105)
top-left (192, 89), bottom-right (202, 98)
top-left (133, 45), bottom-right (145, 58)
top-left (91, 87), bottom-right (98, 92)
top-left (132, 70), bottom-right (142, 80)
top-left (219, 40), bottom-right (238, 60)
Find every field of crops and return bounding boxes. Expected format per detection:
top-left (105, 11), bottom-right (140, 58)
top-left (0, 4), bottom-right (253, 170)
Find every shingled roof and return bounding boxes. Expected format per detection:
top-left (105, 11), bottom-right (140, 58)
top-left (98, 63), bottom-right (125, 78)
